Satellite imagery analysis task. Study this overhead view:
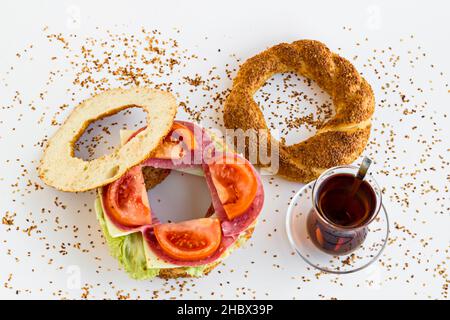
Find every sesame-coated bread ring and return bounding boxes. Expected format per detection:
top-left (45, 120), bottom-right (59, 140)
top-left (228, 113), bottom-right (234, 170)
top-left (224, 40), bottom-right (374, 182)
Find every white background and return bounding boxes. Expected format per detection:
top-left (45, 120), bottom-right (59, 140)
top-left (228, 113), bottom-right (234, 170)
top-left (0, 0), bottom-right (449, 299)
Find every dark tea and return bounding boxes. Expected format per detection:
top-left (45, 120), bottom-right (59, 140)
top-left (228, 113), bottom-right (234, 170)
top-left (316, 173), bottom-right (376, 227)
top-left (307, 173), bottom-right (377, 255)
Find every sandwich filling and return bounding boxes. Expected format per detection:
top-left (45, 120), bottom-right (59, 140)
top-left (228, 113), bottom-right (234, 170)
top-left (95, 121), bottom-right (263, 279)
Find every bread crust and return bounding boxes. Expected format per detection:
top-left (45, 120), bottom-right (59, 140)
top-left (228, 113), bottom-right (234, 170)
top-left (224, 40), bottom-right (374, 182)
top-left (38, 87), bottom-right (177, 192)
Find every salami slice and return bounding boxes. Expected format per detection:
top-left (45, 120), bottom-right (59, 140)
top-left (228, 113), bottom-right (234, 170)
top-left (141, 120), bottom-right (215, 169)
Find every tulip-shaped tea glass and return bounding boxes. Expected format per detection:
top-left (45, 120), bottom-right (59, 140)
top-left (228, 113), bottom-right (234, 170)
top-left (286, 165), bottom-right (389, 274)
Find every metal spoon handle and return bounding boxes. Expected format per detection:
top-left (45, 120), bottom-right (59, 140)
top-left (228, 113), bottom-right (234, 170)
top-left (356, 156), bottom-right (372, 180)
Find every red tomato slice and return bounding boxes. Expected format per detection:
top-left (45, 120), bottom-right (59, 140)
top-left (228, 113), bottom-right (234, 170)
top-left (104, 166), bottom-right (152, 227)
top-left (209, 155), bottom-right (258, 220)
top-left (154, 218), bottom-right (222, 261)
top-left (154, 122), bottom-right (197, 159)
top-left (170, 122), bottom-right (197, 150)
top-left (128, 123), bottom-right (197, 159)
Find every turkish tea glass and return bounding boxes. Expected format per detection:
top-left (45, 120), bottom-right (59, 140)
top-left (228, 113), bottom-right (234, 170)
top-left (307, 165), bottom-right (382, 255)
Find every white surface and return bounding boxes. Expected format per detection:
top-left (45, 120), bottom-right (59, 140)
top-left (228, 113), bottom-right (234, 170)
top-left (0, 0), bottom-right (449, 299)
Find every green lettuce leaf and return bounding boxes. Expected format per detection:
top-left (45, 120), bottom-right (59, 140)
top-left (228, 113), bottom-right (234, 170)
top-left (185, 265), bottom-right (209, 277)
top-left (95, 198), bottom-right (160, 280)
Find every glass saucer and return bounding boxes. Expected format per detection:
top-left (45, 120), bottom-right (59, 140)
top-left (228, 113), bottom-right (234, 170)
top-left (285, 181), bottom-right (389, 274)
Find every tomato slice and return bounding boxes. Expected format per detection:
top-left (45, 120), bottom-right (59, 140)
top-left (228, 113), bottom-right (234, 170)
top-left (128, 123), bottom-right (197, 159)
top-left (209, 155), bottom-right (258, 220)
top-left (171, 122), bottom-right (196, 150)
top-left (154, 122), bottom-right (197, 159)
top-left (154, 218), bottom-right (222, 261)
top-left (104, 166), bottom-right (152, 227)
